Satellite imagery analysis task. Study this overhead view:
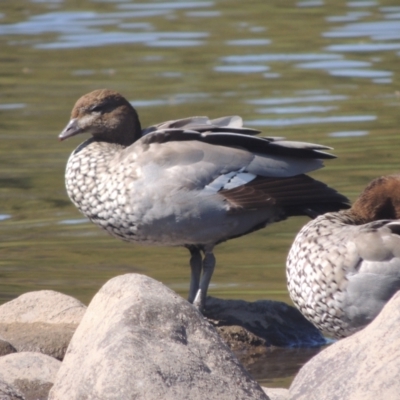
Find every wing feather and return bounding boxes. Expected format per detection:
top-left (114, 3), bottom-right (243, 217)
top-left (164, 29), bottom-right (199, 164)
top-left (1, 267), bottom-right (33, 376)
top-left (220, 175), bottom-right (350, 215)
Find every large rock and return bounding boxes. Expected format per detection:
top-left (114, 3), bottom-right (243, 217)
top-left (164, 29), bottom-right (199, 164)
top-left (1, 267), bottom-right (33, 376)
top-left (0, 291), bottom-right (86, 360)
top-left (289, 291), bottom-right (400, 400)
top-left (0, 290), bottom-right (86, 324)
top-left (0, 352), bottom-right (61, 400)
top-left (0, 380), bottom-right (24, 400)
top-left (49, 274), bottom-right (269, 400)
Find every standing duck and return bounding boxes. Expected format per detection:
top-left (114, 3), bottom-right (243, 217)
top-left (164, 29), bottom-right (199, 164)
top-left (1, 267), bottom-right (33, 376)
top-left (59, 89), bottom-right (349, 310)
top-left (287, 175), bottom-right (400, 338)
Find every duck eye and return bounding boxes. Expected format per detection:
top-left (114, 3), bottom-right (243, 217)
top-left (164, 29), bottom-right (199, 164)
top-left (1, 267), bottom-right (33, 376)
top-left (89, 104), bottom-right (104, 113)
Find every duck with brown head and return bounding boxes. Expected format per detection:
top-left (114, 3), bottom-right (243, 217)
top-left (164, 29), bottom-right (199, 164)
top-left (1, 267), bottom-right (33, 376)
top-left (287, 175), bottom-right (400, 338)
top-left (60, 89), bottom-right (349, 311)
top-left (59, 89), bottom-right (141, 146)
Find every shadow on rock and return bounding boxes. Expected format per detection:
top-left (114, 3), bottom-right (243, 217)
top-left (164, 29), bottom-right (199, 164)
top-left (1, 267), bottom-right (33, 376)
top-left (203, 297), bottom-right (327, 383)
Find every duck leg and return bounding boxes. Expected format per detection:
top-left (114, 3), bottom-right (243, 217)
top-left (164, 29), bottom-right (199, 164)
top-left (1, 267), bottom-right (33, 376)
top-left (187, 246), bottom-right (202, 303)
top-left (193, 247), bottom-right (216, 311)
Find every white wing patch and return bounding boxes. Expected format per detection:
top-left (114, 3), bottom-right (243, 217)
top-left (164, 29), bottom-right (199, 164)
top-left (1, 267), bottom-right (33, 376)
top-left (204, 169), bottom-right (256, 193)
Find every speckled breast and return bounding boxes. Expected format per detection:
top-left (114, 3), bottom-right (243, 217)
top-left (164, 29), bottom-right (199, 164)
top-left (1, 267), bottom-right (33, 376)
top-left (286, 213), bottom-right (354, 337)
top-left (65, 140), bottom-right (146, 243)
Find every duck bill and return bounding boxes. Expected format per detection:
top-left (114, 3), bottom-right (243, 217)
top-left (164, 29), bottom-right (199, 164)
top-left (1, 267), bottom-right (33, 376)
top-left (59, 118), bottom-right (83, 141)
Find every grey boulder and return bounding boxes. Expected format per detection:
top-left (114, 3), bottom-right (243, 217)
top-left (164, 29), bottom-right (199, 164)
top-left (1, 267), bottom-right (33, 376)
top-left (0, 380), bottom-right (24, 400)
top-left (289, 290), bottom-right (400, 400)
top-left (49, 273), bottom-right (269, 400)
top-left (0, 290), bottom-right (86, 360)
top-left (0, 351), bottom-right (60, 400)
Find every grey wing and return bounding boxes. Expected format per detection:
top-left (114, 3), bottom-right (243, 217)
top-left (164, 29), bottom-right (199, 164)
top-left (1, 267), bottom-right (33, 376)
top-left (141, 115), bottom-right (335, 159)
top-left (127, 121), bottom-right (349, 212)
top-left (139, 115), bottom-right (338, 170)
top-left (130, 132), bottom-right (327, 188)
top-left (141, 115), bottom-right (261, 136)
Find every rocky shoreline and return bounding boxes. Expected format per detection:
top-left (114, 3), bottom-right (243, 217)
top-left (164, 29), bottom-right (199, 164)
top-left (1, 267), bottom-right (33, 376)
top-left (0, 273), bottom-right (398, 399)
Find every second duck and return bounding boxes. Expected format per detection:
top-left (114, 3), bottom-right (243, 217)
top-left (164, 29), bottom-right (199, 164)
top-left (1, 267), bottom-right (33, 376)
top-left (287, 174), bottom-right (400, 338)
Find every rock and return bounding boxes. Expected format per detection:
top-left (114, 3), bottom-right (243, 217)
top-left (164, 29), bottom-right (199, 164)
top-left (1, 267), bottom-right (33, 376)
top-left (0, 291), bottom-right (86, 360)
top-left (49, 274), bottom-right (269, 400)
top-left (262, 387), bottom-right (289, 400)
top-left (289, 291), bottom-right (400, 400)
top-left (0, 323), bottom-right (78, 361)
top-left (0, 380), bottom-right (25, 400)
top-left (0, 338), bottom-right (16, 357)
top-left (0, 352), bottom-right (60, 400)
top-left (0, 290), bottom-right (86, 324)
top-left (204, 297), bottom-right (326, 350)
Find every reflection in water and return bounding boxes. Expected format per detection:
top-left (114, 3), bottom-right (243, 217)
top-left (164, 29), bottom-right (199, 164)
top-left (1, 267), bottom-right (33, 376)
top-left (297, 59), bottom-right (392, 80)
top-left (234, 90), bottom-right (376, 127)
top-left (259, 106), bottom-right (337, 114)
top-left (326, 43), bottom-right (400, 52)
top-left (297, 1), bottom-right (324, 7)
top-left (320, 7), bottom-right (400, 82)
top-left (0, 7), bottom-right (210, 49)
top-left (297, 60), bottom-right (371, 69)
top-left (118, 2), bottom-right (215, 10)
top-left (130, 99), bottom-right (167, 108)
top-left (226, 39), bottom-right (271, 46)
top-left (328, 131), bottom-right (369, 138)
top-left (296, 59), bottom-right (393, 80)
top-left (247, 94), bottom-right (348, 105)
top-left (221, 53), bottom-right (342, 63)
top-left (0, 103), bottom-right (25, 110)
top-left (347, 1), bottom-right (377, 7)
top-left (326, 12), bottom-right (371, 22)
top-left (263, 72), bottom-right (281, 78)
top-left (186, 11), bottom-right (221, 17)
top-left (38, 31), bottom-right (207, 49)
top-left (58, 219), bottom-right (89, 225)
top-left (324, 20), bottom-right (400, 40)
top-left (328, 69), bottom-right (391, 78)
top-left (0, 11), bottom-right (140, 35)
top-left (214, 65), bottom-right (269, 73)
top-left (248, 114), bottom-right (376, 127)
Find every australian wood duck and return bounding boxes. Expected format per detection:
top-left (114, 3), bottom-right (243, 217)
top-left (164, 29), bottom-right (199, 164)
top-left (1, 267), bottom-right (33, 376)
top-left (287, 174), bottom-right (400, 338)
top-left (59, 89), bottom-right (349, 310)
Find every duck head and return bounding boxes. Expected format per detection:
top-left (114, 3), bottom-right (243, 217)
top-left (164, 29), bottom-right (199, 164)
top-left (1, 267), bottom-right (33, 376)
top-left (351, 175), bottom-right (400, 223)
top-left (59, 89), bottom-right (142, 147)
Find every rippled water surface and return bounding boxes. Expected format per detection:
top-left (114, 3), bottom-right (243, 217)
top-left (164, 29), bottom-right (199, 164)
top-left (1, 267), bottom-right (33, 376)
top-left (1, 0), bottom-right (400, 387)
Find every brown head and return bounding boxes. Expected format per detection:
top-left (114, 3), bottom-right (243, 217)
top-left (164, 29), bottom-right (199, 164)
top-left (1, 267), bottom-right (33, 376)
top-left (59, 89), bottom-right (142, 147)
top-left (350, 175), bottom-right (400, 223)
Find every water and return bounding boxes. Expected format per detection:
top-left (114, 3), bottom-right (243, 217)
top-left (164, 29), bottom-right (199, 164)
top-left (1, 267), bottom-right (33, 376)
top-left (1, 0), bottom-right (400, 388)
